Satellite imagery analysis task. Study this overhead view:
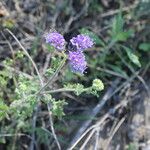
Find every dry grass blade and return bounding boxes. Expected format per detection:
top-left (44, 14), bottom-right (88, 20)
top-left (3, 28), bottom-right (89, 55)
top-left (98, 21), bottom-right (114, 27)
top-left (103, 117), bottom-right (126, 150)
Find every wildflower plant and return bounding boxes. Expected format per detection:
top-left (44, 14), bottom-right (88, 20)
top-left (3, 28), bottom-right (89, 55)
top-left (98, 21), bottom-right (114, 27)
top-left (0, 30), bottom-right (104, 122)
top-left (0, 29), bottom-right (104, 149)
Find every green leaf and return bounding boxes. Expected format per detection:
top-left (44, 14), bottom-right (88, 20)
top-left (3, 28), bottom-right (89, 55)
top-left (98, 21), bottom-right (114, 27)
top-left (112, 13), bottom-right (124, 37)
top-left (46, 44), bottom-right (55, 52)
top-left (79, 28), bottom-right (105, 46)
top-left (0, 101), bottom-right (8, 120)
top-left (111, 13), bottom-right (134, 41)
top-left (52, 100), bottom-right (67, 118)
top-left (139, 43), bottom-right (150, 52)
top-left (116, 30), bottom-right (134, 41)
top-left (123, 46), bottom-right (141, 67)
top-left (108, 64), bottom-right (128, 78)
top-left (127, 142), bottom-right (138, 150)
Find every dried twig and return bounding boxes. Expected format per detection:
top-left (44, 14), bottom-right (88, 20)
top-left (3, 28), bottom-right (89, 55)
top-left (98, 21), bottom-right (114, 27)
top-left (103, 117), bottom-right (126, 150)
top-left (47, 103), bottom-right (61, 150)
top-left (99, 1), bottom-right (139, 18)
top-left (94, 127), bottom-right (101, 150)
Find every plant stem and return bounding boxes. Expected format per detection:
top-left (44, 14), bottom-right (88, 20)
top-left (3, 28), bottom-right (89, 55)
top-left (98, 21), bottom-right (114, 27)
top-left (37, 53), bottom-right (67, 94)
top-left (43, 87), bottom-right (90, 94)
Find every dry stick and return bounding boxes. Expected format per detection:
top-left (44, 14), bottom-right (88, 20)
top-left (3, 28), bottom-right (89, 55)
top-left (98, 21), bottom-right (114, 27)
top-left (79, 117), bottom-right (109, 150)
top-left (96, 67), bottom-right (128, 79)
top-left (70, 114), bottom-right (109, 150)
top-left (100, 1), bottom-right (139, 18)
top-left (68, 72), bottom-right (139, 150)
top-left (47, 103), bottom-right (61, 150)
top-left (80, 129), bottom-right (96, 150)
top-left (94, 127), bottom-right (101, 150)
top-left (73, 114), bottom-right (109, 150)
top-left (104, 117), bottom-right (126, 150)
top-left (79, 98), bottom-right (128, 150)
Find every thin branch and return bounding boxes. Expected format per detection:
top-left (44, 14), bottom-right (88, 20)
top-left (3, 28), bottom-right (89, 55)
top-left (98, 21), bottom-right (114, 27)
top-left (103, 117), bottom-right (126, 150)
top-left (29, 100), bottom-right (40, 150)
top-left (100, 1), bottom-right (139, 18)
top-left (47, 103), bottom-right (61, 150)
top-left (94, 127), bottom-right (101, 150)
top-left (80, 129), bottom-right (96, 150)
top-left (5, 28), bottom-right (43, 86)
top-left (43, 87), bottom-right (88, 94)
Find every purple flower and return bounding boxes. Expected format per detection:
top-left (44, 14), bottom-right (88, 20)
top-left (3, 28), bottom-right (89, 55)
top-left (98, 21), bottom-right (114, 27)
top-left (44, 32), bottom-right (66, 50)
top-left (70, 34), bottom-right (94, 51)
top-left (68, 51), bottom-right (87, 74)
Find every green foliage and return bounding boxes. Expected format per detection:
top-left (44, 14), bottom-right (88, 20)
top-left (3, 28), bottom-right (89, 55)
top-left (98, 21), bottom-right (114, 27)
top-left (123, 46), bottom-right (141, 67)
top-left (127, 142), bottom-right (138, 150)
top-left (139, 43), bottom-right (150, 52)
top-left (46, 44), bottom-right (55, 52)
top-left (51, 99), bottom-right (67, 118)
top-left (0, 3), bottom-right (149, 149)
top-left (10, 75), bottom-right (39, 119)
top-left (0, 99), bottom-right (8, 121)
top-left (64, 83), bottom-right (85, 96)
top-left (36, 128), bottom-right (50, 145)
top-left (111, 13), bottom-right (134, 41)
top-left (89, 0), bottom-right (103, 13)
top-left (15, 50), bottom-right (25, 59)
top-left (63, 79), bottom-right (104, 97)
top-left (108, 64), bottom-right (128, 79)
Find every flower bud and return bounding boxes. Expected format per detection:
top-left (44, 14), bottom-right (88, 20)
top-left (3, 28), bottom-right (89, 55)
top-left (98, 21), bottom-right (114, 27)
top-left (92, 79), bottom-right (104, 91)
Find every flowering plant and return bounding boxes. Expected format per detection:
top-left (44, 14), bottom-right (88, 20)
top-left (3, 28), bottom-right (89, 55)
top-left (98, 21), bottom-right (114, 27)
top-left (44, 32), bottom-right (94, 74)
top-left (0, 29), bottom-right (104, 150)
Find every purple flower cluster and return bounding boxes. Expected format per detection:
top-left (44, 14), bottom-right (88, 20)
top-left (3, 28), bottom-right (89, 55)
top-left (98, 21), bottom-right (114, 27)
top-left (70, 34), bottom-right (94, 51)
top-left (68, 51), bottom-right (87, 74)
top-left (44, 31), bottom-right (94, 74)
top-left (44, 32), bottom-right (65, 50)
